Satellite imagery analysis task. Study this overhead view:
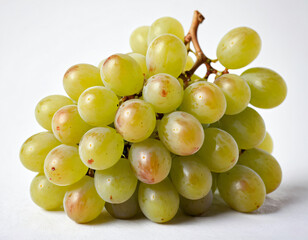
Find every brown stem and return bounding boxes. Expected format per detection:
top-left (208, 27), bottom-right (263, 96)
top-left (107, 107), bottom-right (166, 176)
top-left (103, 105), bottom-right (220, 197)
top-left (86, 168), bottom-right (95, 178)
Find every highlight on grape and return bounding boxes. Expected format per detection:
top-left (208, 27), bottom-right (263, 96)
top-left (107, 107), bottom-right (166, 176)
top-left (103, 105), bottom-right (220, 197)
top-left (20, 10), bottom-right (286, 223)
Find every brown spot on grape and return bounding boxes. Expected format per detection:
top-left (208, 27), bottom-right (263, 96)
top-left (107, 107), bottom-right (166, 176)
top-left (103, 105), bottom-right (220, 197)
top-left (137, 152), bottom-right (160, 184)
top-left (161, 89), bottom-right (167, 97)
top-left (51, 167), bottom-right (55, 171)
top-left (88, 159), bottom-right (94, 164)
top-left (64, 65), bottom-right (79, 78)
top-left (161, 218), bottom-right (164, 221)
top-left (56, 126), bottom-right (60, 131)
top-left (49, 178), bottom-right (52, 180)
top-left (110, 195), bottom-right (112, 200)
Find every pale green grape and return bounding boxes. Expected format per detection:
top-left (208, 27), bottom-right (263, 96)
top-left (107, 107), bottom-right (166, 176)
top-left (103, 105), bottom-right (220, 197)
top-left (20, 132), bottom-right (60, 172)
top-left (52, 105), bottom-right (92, 146)
top-left (129, 138), bottom-right (172, 184)
top-left (30, 173), bottom-right (68, 210)
top-left (184, 55), bottom-right (194, 71)
top-left (77, 86), bottom-right (118, 126)
top-left (180, 81), bottom-right (226, 124)
top-left (138, 178), bottom-right (179, 223)
top-left (241, 67), bottom-right (287, 108)
top-left (218, 107), bottom-right (266, 149)
top-left (147, 17), bottom-right (184, 44)
top-left (94, 158), bottom-right (138, 203)
top-left (197, 128), bottom-right (239, 173)
top-left (214, 74), bottom-right (251, 115)
top-left (216, 27), bottom-right (261, 69)
top-left (143, 73), bottom-right (183, 113)
top-left (101, 54), bottom-right (144, 96)
top-left (63, 64), bottom-right (103, 101)
top-left (44, 144), bottom-right (88, 186)
top-left (146, 34), bottom-right (187, 78)
top-left (129, 26), bottom-right (149, 55)
top-left (114, 99), bottom-right (156, 142)
top-left (238, 148), bottom-right (282, 193)
top-left (256, 132), bottom-right (273, 153)
top-left (128, 52), bottom-right (149, 78)
top-left (79, 127), bottom-right (124, 170)
top-left (180, 190), bottom-right (213, 216)
top-left (170, 155), bottom-right (212, 200)
top-left (105, 187), bottom-right (139, 219)
top-left (158, 111), bottom-right (204, 156)
top-left (35, 95), bottom-right (74, 130)
top-left (218, 165), bottom-right (266, 212)
top-left (64, 176), bottom-right (105, 223)
top-left (98, 58), bottom-right (106, 70)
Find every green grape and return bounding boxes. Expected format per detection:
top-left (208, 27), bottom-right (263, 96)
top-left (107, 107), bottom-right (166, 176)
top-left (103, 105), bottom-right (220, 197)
top-left (77, 86), bottom-right (118, 126)
top-left (52, 105), bottom-right (91, 146)
top-left (114, 99), bottom-right (156, 142)
top-left (129, 26), bottom-right (149, 55)
top-left (180, 190), bottom-right (213, 216)
top-left (218, 107), bottom-right (266, 149)
top-left (197, 128), bottom-right (239, 173)
top-left (180, 81), bottom-right (226, 124)
top-left (35, 95), bottom-right (74, 130)
top-left (211, 172), bottom-right (218, 193)
top-left (20, 132), bottom-right (60, 172)
top-left (146, 34), bottom-right (187, 78)
top-left (170, 155), bottom-right (212, 200)
top-left (256, 132), bottom-right (273, 153)
top-left (79, 127), bottom-right (124, 170)
top-left (63, 64), bottom-right (103, 101)
top-left (216, 27), bottom-right (261, 69)
top-left (217, 165), bottom-right (266, 212)
top-left (128, 52), bottom-right (149, 78)
top-left (214, 74), bottom-right (251, 115)
top-left (138, 178), bottom-right (179, 223)
top-left (129, 138), bottom-right (172, 184)
top-left (143, 73), bottom-right (183, 113)
top-left (105, 187), bottom-right (140, 219)
top-left (241, 67), bottom-right (287, 108)
top-left (30, 173), bottom-right (68, 210)
top-left (64, 176), bottom-right (105, 223)
top-left (98, 58), bottom-right (106, 70)
top-left (147, 17), bottom-right (184, 44)
top-left (158, 111), bottom-right (204, 156)
top-left (238, 148), bottom-right (282, 194)
top-left (101, 54), bottom-right (144, 96)
top-left (94, 158), bottom-right (138, 203)
top-left (184, 55), bottom-right (194, 71)
top-left (44, 144), bottom-right (88, 186)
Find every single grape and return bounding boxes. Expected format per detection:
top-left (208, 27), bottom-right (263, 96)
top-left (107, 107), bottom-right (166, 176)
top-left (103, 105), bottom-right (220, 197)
top-left (94, 158), bottom-right (138, 203)
top-left (170, 155), bottom-right (212, 200)
top-left (218, 107), bottom-right (266, 149)
top-left (238, 148), bottom-right (282, 194)
top-left (138, 178), bottom-right (179, 223)
top-left (180, 81), bottom-right (226, 124)
top-left (217, 165), bottom-right (266, 212)
top-left (97, 58), bottom-right (106, 70)
top-left (146, 34), bottom-right (187, 78)
top-left (214, 74), bottom-right (251, 115)
top-left (197, 128), bottom-right (239, 173)
top-left (256, 132), bottom-right (273, 153)
top-left (35, 95), bottom-right (74, 130)
top-left (129, 26), bottom-right (149, 55)
top-left (157, 111), bottom-right (204, 156)
top-left (216, 27), bottom-right (261, 69)
top-left (20, 132), bottom-right (60, 172)
top-left (241, 67), bottom-right (287, 108)
top-left (64, 176), bottom-right (105, 223)
top-left (63, 64), bottom-right (103, 101)
top-left (184, 55), bottom-right (194, 71)
top-left (79, 127), bottom-right (124, 170)
top-left (52, 105), bottom-right (92, 146)
top-left (129, 138), bottom-right (172, 184)
top-left (114, 99), bottom-right (156, 142)
top-left (101, 54), bottom-right (144, 96)
top-left (77, 86), bottom-right (119, 126)
top-left (143, 73), bottom-right (183, 113)
top-left (30, 173), bottom-right (68, 210)
top-left (44, 144), bottom-right (88, 186)
top-left (128, 52), bottom-right (149, 78)
top-left (147, 17), bottom-right (184, 44)
top-left (105, 187), bottom-right (140, 219)
top-left (180, 190), bottom-right (213, 216)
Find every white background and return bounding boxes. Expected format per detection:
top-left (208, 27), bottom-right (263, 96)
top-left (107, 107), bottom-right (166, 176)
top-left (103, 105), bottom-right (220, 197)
top-left (0, 0), bottom-right (308, 239)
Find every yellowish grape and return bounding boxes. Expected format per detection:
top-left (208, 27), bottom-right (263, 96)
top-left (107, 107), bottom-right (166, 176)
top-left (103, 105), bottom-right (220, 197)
top-left (129, 26), bottom-right (149, 55)
top-left (184, 55), bottom-right (194, 71)
top-left (256, 132), bottom-right (273, 153)
top-left (180, 190), bottom-right (213, 216)
top-left (128, 52), bottom-right (149, 79)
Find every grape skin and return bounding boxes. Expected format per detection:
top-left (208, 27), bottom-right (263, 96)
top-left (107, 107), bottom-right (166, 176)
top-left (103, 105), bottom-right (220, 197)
top-left (128, 52), bottom-right (149, 79)
top-left (94, 158), bottom-right (138, 203)
top-left (256, 132), bottom-right (273, 153)
top-left (129, 26), bottom-right (149, 56)
top-left (180, 190), bottom-right (213, 216)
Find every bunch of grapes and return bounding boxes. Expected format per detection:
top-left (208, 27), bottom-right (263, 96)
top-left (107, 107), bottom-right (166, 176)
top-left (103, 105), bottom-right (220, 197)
top-left (20, 11), bottom-right (287, 224)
